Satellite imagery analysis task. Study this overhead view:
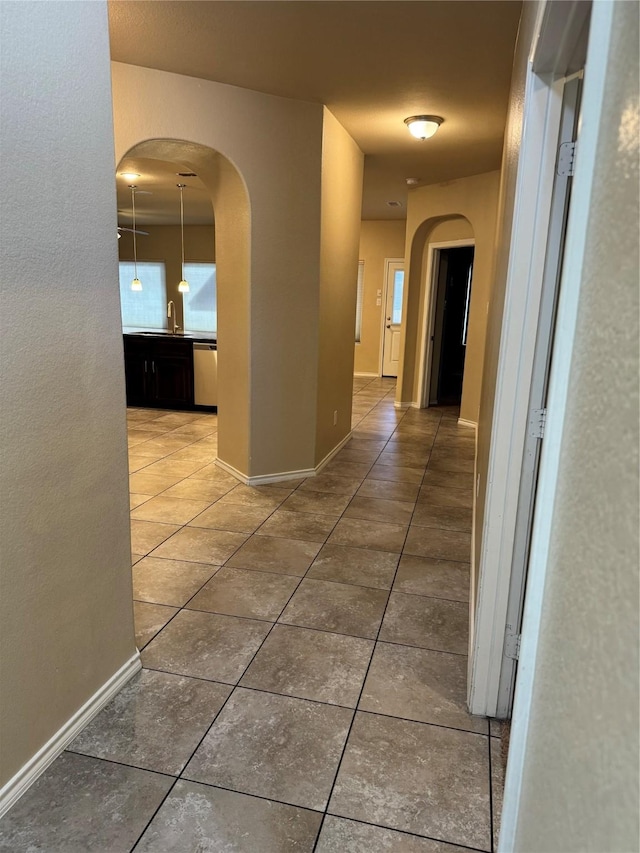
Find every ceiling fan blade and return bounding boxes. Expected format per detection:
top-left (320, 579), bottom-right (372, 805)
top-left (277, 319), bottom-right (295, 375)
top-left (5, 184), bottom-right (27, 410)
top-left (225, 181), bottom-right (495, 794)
top-left (117, 226), bottom-right (149, 236)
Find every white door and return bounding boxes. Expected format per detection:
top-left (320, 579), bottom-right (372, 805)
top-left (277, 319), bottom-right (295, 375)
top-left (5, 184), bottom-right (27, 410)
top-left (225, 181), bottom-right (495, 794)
top-left (382, 260), bottom-right (405, 377)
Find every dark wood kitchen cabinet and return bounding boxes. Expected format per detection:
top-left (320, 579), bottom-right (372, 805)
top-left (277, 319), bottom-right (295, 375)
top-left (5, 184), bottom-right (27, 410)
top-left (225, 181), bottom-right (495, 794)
top-left (123, 336), bottom-right (194, 409)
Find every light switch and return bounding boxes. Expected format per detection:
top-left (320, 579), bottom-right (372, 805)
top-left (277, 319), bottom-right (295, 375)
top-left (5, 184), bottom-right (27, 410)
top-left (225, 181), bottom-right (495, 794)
top-left (376, 289), bottom-right (382, 297)
top-left (376, 298), bottom-right (382, 306)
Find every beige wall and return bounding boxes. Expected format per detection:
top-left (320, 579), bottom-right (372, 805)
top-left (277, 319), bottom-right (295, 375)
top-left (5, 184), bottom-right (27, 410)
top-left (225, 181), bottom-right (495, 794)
top-left (316, 109), bottom-right (364, 464)
top-left (475, 2), bottom-right (538, 572)
top-left (355, 221), bottom-right (407, 375)
top-left (398, 172), bottom-right (500, 422)
top-left (112, 63), bottom-right (325, 478)
top-left (0, 2), bottom-right (136, 788)
top-left (512, 2), bottom-right (639, 848)
top-left (118, 225), bottom-right (215, 328)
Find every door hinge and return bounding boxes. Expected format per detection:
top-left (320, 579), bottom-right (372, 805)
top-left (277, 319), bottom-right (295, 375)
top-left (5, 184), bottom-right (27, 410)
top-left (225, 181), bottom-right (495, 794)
top-left (504, 628), bottom-right (521, 661)
top-left (557, 141), bottom-right (576, 177)
top-left (529, 407), bottom-right (547, 440)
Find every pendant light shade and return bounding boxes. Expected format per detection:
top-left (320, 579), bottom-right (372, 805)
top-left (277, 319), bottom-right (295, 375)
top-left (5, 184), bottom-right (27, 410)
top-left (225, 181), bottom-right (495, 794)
top-left (129, 184), bottom-right (142, 291)
top-left (404, 115), bottom-right (443, 140)
top-left (177, 184), bottom-right (190, 293)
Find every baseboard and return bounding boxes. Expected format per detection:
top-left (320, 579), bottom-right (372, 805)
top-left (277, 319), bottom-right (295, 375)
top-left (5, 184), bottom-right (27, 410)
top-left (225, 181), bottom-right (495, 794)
top-left (216, 431), bottom-right (353, 485)
top-left (394, 401), bottom-right (412, 409)
top-left (410, 401), bottom-right (423, 409)
top-left (216, 456), bottom-right (316, 486)
top-left (0, 651), bottom-right (142, 819)
top-left (458, 417), bottom-right (478, 429)
top-left (468, 424), bottom-right (479, 671)
top-left (353, 372), bottom-right (380, 378)
top-left (314, 429), bottom-right (353, 475)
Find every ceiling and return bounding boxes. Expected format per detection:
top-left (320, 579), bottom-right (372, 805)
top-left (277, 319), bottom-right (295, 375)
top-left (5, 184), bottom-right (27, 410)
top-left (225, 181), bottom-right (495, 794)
top-left (117, 158), bottom-right (214, 227)
top-left (109, 0), bottom-right (522, 222)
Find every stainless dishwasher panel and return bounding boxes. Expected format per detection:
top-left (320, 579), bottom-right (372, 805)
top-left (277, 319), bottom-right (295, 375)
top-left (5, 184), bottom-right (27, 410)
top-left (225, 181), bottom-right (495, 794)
top-left (193, 343), bottom-right (218, 406)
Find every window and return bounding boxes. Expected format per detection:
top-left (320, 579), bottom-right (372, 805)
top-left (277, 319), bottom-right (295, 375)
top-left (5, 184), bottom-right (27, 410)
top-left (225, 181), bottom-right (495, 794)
top-left (355, 260), bottom-right (365, 343)
top-left (182, 263), bottom-right (217, 333)
top-left (119, 261), bottom-right (166, 329)
top-left (391, 268), bottom-right (405, 324)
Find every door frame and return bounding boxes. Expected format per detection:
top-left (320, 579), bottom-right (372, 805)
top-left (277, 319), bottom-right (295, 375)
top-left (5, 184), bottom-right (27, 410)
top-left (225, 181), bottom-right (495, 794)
top-left (469, 0), bottom-right (591, 719)
top-left (417, 239), bottom-right (475, 408)
top-left (464, 0), bottom-right (613, 844)
top-left (378, 257), bottom-right (405, 377)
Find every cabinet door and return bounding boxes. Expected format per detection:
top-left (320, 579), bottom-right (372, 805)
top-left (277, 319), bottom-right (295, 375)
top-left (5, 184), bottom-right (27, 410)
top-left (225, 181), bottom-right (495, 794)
top-left (151, 347), bottom-right (194, 408)
top-left (123, 342), bottom-right (150, 406)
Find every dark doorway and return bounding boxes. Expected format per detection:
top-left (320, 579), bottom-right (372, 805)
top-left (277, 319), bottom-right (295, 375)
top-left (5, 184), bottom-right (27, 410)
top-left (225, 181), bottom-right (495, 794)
top-left (429, 246), bottom-right (475, 406)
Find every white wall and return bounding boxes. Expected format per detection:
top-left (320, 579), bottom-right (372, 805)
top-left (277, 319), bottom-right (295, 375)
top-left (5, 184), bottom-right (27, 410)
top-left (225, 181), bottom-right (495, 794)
top-left (0, 1), bottom-right (136, 789)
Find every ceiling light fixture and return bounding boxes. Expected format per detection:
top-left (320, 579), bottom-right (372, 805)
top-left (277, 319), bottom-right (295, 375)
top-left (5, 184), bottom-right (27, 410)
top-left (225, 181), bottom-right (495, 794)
top-left (177, 184), bottom-right (190, 293)
top-left (129, 185), bottom-right (142, 291)
top-left (121, 172), bottom-right (140, 180)
top-left (404, 115), bottom-right (443, 140)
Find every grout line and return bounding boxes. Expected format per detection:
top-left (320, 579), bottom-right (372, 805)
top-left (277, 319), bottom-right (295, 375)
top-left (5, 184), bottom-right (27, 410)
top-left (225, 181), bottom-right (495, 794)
top-left (488, 723), bottom-right (496, 853)
top-left (64, 750), bottom-right (178, 780)
top-left (322, 812), bottom-right (491, 852)
top-left (311, 398), bottom-right (432, 850)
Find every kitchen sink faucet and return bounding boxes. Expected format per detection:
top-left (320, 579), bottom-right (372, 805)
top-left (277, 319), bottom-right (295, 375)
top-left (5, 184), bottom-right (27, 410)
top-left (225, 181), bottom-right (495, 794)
top-left (167, 300), bottom-right (181, 335)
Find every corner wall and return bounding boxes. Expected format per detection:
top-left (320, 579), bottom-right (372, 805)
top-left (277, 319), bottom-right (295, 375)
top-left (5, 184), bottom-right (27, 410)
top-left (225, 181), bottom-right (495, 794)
top-left (111, 63), bottom-right (325, 478)
top-left (316, 108), bottom-right (364, 464)
top-left (398, 172), bottom-right (500, 422)
top-left (0, 1), bottom-right (136, 788)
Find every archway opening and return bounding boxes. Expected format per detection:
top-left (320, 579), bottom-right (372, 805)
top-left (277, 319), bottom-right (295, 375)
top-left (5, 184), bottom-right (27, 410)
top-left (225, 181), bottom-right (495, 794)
top-left (116, 138), bottom-right (251, 476)
top-left (400, 214), bottom-right (476, 413)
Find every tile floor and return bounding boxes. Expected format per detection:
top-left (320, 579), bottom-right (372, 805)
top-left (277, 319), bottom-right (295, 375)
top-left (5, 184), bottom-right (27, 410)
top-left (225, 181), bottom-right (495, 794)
top-left (0, 377), bottom-right (505, 852)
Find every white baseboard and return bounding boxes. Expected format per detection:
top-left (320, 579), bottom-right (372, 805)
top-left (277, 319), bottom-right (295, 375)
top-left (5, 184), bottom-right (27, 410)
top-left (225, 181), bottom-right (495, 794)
top-left (354, 372), bottom-right (379, 378)
top-left (458, 418), bottom-right (478, 429)
top-left (216, 456), bottom-right (316, 486)
top-left (216, 430), bottom-right (353, 485)
top-left (0, 652), bottom-right (142, 819)
top-left (314, 430), bottom-right (353, 474)
top-left (394, 401), bottom-right (412, 410)
top-left (410, 402), bottom-right (423, 409)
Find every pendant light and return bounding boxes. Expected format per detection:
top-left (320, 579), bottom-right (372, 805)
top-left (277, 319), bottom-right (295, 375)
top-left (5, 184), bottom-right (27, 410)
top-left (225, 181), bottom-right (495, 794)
top-left (129, 185), bottom-right (142, 291)
top-left (177, 183), bottom-right (190, 293)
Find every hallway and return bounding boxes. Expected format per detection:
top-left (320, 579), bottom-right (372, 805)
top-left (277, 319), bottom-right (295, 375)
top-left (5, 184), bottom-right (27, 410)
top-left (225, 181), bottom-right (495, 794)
top-left (0, 378), bottom-right (504, 852)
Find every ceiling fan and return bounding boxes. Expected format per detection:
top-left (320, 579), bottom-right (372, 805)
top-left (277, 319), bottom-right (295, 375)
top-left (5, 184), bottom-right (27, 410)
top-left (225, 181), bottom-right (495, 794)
top-left (117, 226), bottom-right (149, 239)
top-left (117, 186), bottom-right (152, 237)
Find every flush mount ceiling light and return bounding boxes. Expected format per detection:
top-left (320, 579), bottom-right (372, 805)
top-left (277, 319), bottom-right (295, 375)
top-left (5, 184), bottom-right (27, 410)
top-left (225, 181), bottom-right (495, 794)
top-left (129, 185), bottom-right (142, 291)
top-left (404, 115), bottom-right (443, 140)
top-left (120, 172), bottom-right (140, 181)
top-left (177, 184), bottom-right (190, 293)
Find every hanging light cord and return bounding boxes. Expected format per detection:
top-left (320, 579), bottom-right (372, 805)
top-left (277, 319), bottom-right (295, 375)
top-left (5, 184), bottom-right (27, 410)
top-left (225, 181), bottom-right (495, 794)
top-left (131, 185), bottom-right (138, 279)
top-left (178, 183), bottom-right (186, 280)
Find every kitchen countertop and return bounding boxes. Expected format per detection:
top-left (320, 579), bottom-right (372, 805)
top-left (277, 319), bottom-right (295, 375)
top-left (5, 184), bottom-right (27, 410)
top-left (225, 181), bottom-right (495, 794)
top-left (123, 328), bottom-right (217, 344)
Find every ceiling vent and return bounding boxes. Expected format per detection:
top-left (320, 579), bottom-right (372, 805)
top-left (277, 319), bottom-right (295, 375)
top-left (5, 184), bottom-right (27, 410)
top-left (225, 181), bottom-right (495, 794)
top-left (386, 200), bottom-right (403, 208)
top-left (177, 172), bottom-right (197, 177)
